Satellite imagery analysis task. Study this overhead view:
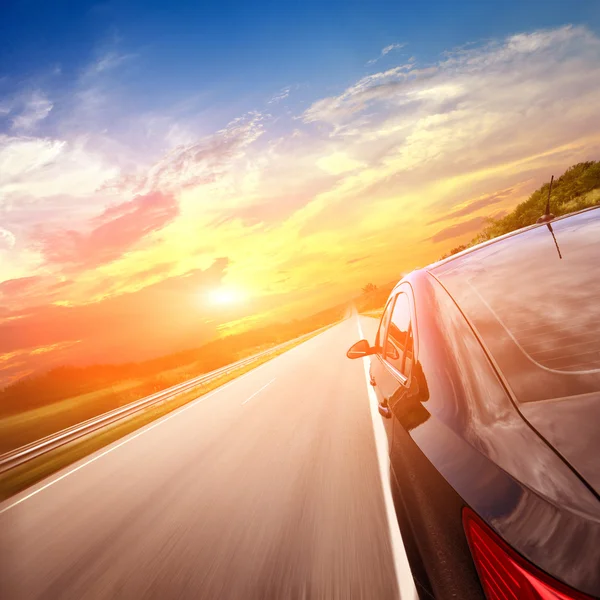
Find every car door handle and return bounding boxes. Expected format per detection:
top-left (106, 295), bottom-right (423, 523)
top-left (378, 397), bottom-right (392, 419)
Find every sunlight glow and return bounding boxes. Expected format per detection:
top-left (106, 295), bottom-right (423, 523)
top-left (208, 287), bottom-right (245, 306)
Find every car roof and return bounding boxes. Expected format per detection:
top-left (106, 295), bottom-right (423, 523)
top-left (426, 205), bottom-right (600, 404)
top-left (390, 206), bottom-right (599, 293)
top-left (389, 205), bottom-right (600, 299)
top-left (427, 205), bottom-right (600, 274)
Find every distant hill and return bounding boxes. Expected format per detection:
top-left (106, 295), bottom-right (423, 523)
top-left (355, 280), bottom-right (398, 314)
top-left (441, 160), bottom-right (600, 259)
top-left (0, 302), bottom-right (347, 417)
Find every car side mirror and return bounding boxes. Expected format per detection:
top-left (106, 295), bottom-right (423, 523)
top-left (346, 339), bottom-right (375, 359)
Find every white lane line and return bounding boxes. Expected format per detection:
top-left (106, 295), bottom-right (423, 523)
top-left (358, 318), bottom-right (418, 600)
top-left (0, 325), bottom-right (338, 515)
top-left (0, 361), bottom-right (282, 515)
top-left (0, 375), bottom-right (250, 515)
top-left (242, 378), bottom-right (275, 405)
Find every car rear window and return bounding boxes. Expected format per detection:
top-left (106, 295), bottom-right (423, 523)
top-left (431, 208), bottom-right (600, 403)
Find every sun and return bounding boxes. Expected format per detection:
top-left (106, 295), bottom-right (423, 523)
top-left (208, 287), bottom-right (245, 306)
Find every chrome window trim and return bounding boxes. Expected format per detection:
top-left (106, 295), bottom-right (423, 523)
top-left (380, 354), bottom-right (409, 385)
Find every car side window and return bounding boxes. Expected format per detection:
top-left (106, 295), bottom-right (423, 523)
top-left (384, 292), bottom-right (412, 376)
top-left (403, 329), bottom-right (414, 380)
top-left (375, 296), bottom-right (396, 351)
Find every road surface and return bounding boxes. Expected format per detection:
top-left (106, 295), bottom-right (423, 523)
top-left (0, 316), bottom-right (416, 599)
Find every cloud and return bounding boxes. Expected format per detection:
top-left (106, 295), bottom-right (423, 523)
top-left (11, 91), bottom-right (53, 131)
top-left (441, 26), bottom-right (585, 69)
top-left (382, 43), bottom-right (405, 56)
top-left (126, 262), bottom-right (178, 284)
top-left (317, 151), bottom-right (364, 174)
top-left (0, 134), bottom-right (116, 206)
top-left (303, 25), bottom-right (600, 142)
top-left (302, 63), bottom-right (424, 125)
top-left (4, 25), bottom-right (600, 386)
top-left (294, 24), bottom-right (600, 245)
top-left (205, 172), bottom-right (340, 229)
top-left (0, 259), bottom-right (229, 385)
top-left (268, 86), bottom-right (291, 104)
top-left (84, 51), bottom-right (136, 77)
top-left (346, 256), bottom-right (370, 264)
top-left (429, 186), bottom-right (517, 224)
top-left (0, 276), bottom-right (44, 297)
top-left (36, 191), bottom-right (179, 269)
top-left (0, 227), bottom-right (16, 249)
top-left (0, 135), bottom-right (64, 180)
top-left (102, 112), bottom-right (266, 195)
top-left (429, 216), bottom-right (487, 243)
top-left (367, 42), bottom-right (406, 65)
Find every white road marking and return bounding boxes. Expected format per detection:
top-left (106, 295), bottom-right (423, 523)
top-left (0, 376), bottom-right (243, 515)
top-left (0, 325), bottom-right (339, 515)
top-left (241, 378), bottom-right (275, 405)
top-left (358, 318), bottom-right (418, 600)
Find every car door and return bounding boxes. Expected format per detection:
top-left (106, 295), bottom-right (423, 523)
top-left (374, 290), bottom-right (414, 424)
top-left (384, 288), bottom-right (431, 434)
top-left (373, 285), bottom-right (426, 450)
top-left (369, 294), bottom-right (397, 449)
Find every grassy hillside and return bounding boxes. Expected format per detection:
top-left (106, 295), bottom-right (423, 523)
top-left (441, 161), bottom-right (600, 259)
top-left (355, 161), bottom-right (600, 316)
top-left (0, 302), bottom-right (347, 422)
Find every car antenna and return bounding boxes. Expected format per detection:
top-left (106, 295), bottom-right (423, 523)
top-left (546, 222), bottom-right (563, 259)
top-left (536, 175), bottom-right (555, 224)
top-left (535, 174), bottom-right (562, 259)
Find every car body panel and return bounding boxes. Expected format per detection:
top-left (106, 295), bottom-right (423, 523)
top-left (520, 395), bottom-right (600, 497)
top-left (430, 207), bottom-right (600, 498)
top-left (370, 264), bottom-right (600, 597)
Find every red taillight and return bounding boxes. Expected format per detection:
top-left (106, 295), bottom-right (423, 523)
top-left (463, 507), bottom-right (595, 600)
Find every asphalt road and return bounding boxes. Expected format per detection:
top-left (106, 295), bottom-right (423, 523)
top-left (0, 316), bottom-right (416, 600)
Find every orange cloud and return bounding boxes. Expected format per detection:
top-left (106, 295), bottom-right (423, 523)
top-left (0, 260), bottom-right (230, 383)
top-left (3, 25), bottom-right (600, 385)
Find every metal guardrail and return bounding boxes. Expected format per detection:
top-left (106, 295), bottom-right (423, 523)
top-left (0, 323), bottom-right (337, 474)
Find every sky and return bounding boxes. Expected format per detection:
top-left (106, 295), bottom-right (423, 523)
top-left (2, 0), bottom-right (600, 385)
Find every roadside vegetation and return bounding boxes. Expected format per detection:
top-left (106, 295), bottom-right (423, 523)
top-left (0, 325), bottom-right (336, 501)
top-left (0, 304), bottom-right (346, 455)
top-left (357, 160), bottom-right (600, 316)
top-left (355, 282), bottom-right (396, 318)
top-left (441, 160), bottom-right (600, 259)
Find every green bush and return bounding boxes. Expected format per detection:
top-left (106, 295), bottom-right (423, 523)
top-left (443, 160), bottom-right (600, 258)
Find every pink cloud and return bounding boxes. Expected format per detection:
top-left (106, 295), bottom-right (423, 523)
top-left (35, 191), bottom-right (179, 269)
top-left (0, 276), bottom-right (45, 297)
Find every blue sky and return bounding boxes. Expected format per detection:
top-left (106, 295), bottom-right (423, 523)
top-left (3, 0), bottom-right (600, 135)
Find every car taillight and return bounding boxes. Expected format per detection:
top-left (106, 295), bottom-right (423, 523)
top-left (463, 507), bottom-right (595, 600)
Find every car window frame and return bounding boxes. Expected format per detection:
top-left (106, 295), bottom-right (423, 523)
top-left (381, 285), bottom-right (418, 385)
top-left (383, 292), bottom-right (411, 375)
top-left (375, 294), bottom-right (397, 352)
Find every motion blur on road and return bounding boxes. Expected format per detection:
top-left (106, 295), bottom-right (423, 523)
top-left (0, 315), bottom-right (415, 600)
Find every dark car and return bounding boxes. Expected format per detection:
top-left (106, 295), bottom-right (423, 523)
top-left (347, 207), bottom-right (600, 600)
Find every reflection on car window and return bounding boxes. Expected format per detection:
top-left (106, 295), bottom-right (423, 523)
top-left (404, 329), bottom-right (414, 379)
top-left (376, 296), bottom-right (396, 350)
top-left (385, 293), bottom-right (411, 375)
